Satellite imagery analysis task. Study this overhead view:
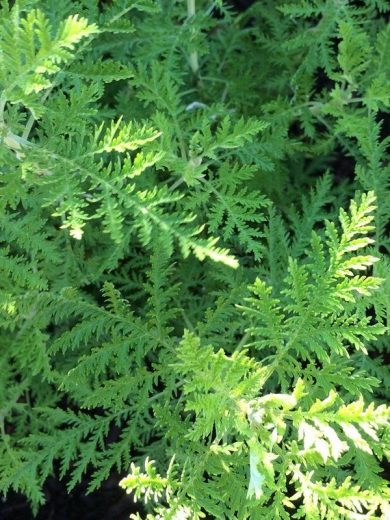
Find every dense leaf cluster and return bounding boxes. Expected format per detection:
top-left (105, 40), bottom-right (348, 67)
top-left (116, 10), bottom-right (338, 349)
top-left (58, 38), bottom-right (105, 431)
top-left (0, 1), bottom-right (389, 518)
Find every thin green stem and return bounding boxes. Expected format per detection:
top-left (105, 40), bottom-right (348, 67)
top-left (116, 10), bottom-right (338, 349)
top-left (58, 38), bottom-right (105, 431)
top-left (234, 331), bottom-right (250, 352)
top-left (169, 177), bottom-right (186, 192)
top-left (187, 0), bottom-right (199, 75)
top-left (22, 87), bottom-right (53, 140)
top-left (0, 94), bottom-right (7, 123)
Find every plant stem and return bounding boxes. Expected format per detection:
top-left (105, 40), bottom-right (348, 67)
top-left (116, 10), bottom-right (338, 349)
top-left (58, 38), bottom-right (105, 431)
top-left (22, 87), bottom-right (52, 140)
top-left (187, 0), bottom-right (199, 75)
top-left (0, 94), bottom-right (7, 123)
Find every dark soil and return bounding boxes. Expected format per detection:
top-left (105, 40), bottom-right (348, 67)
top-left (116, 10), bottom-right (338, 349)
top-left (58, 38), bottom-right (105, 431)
top-left (0, 473), bottom-right (141, 520)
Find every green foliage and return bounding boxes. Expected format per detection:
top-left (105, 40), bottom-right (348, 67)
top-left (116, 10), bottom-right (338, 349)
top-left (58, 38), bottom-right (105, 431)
top-left (0, 0), bottom-right (389, 518)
